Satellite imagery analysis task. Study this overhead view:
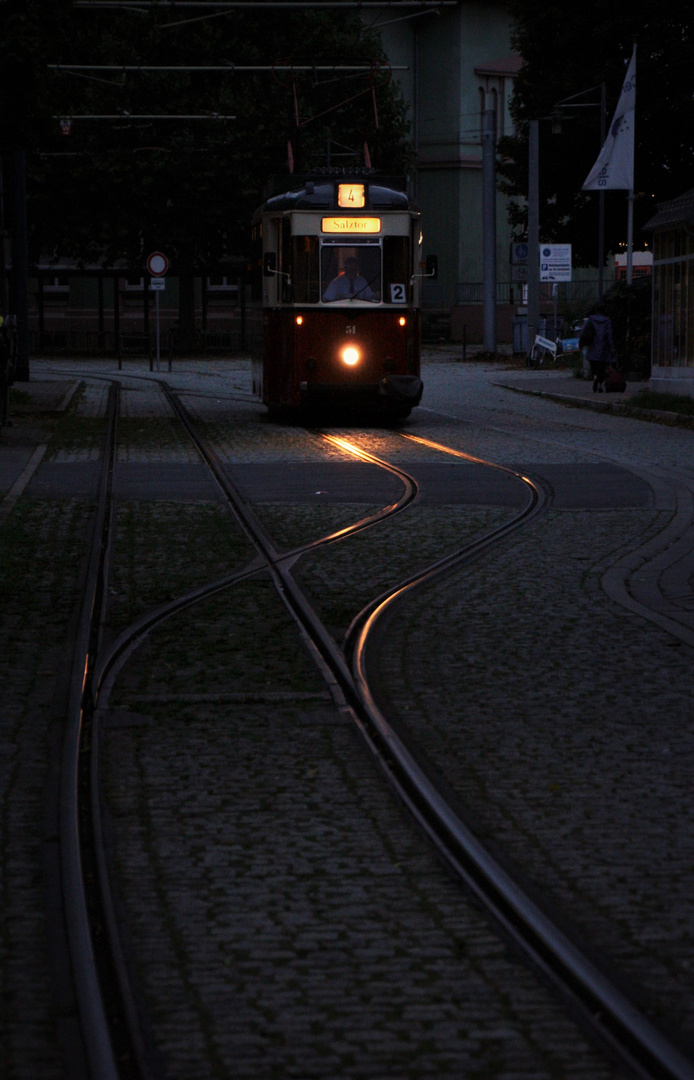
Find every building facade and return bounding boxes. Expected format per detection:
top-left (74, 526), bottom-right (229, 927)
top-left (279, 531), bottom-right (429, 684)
top-left (645, 188), bottom-right (694, 397)
top-left (378, 0), bottom-right (520, 323)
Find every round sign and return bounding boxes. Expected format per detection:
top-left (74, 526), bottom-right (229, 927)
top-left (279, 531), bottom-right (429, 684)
top-left (147, 251), bottom-right (168, 276)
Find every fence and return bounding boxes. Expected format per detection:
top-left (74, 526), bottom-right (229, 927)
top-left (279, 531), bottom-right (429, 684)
top-left (30, 326), bottom-right (247, 359)
top-left (455, 279), bottom-right (604, 308)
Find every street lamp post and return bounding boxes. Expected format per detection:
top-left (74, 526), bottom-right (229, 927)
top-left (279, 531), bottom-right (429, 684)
top-left (527, 119), bottom-right (540, 361)
top-left (482, 108), bottom-right (497, 354)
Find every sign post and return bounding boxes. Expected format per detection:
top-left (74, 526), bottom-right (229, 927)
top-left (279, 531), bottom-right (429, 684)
top-left (539, 244), bottom-right (571, 346)
top-left (146, 252), bottom-right (169, 371)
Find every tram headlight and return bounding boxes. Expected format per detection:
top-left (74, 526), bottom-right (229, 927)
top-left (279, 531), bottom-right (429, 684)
top-left (341, 346), bottom-right (360, 367)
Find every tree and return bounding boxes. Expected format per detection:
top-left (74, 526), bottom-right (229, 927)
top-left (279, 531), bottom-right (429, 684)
top-left (3, 3), bottom-right (413, 343)
top-left (497, 2), bottom-right (694, 265)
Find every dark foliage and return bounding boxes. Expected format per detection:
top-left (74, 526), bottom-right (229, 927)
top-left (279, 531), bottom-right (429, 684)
top-left (3, 4), bottom-right (412, 271)
top-left (498, 3), bottom-right (694, 265)
top-left (603, 278), bottom-right (652, 379)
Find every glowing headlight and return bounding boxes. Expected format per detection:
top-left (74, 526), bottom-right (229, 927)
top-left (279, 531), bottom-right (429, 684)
top-left (342, 346), bottom-right (360, 366)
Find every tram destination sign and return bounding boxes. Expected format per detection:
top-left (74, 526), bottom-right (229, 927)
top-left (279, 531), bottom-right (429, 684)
top-left (322, 216), bottom-right (381, 234)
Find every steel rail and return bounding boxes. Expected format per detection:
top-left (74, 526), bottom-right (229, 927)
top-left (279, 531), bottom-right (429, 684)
top-left (78, 379), bottom-right (694, 1079)
top-left (159, 388), bottom-right (416, 713)
top-left (163, 393), bottom-right (679, 1078)
top-left (345, 433), bottom-right (694, 1080)
top-left (59, 383), bottom-right (122, 1080)
top-left (342, 431), bottom-right (544, 652)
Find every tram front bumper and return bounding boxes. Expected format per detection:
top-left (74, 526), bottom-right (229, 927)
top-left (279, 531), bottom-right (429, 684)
top-left (299, 375), bottom-right (423, 409)
top-left (378, 374), bottom-right (423, 404)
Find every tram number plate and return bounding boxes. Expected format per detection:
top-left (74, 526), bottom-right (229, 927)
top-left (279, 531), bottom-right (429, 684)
top-left (390, 283), bottom-right (406, 303)
top-left (345, 324), bottom-right (357, 334)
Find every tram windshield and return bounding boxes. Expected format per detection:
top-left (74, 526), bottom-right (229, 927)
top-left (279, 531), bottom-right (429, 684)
top-left (321, 246), bottom-right (380, 303)
top-left (282, 235), bottom-right (412, 305)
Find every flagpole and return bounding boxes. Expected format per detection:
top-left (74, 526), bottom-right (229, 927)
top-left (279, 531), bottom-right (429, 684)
top-left (582, 46), bottom-right (636, 294)
top-left (627, 190), bottom-right (634, 285)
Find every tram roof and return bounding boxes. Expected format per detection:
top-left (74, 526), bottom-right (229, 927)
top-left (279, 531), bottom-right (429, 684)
top-left (255, 173), bottom-right (419, 216)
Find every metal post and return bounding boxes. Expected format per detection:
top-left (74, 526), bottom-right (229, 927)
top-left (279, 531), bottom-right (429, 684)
top-left (98, 274), bottom-right (105, 351)
top-left (37, 275), bottom-right (45, 342)
top-left (143, 275), bottom-right (150, 335)
top-left (155, 288), bottom-right (160, 371)
top-left (114, 275), bottom-right (121, 368)
top-left (7, 150), bottom-right (30, 380)
top-left (482, 108), bottom-right (497, 354)
top-left (598, 83), bottom-right (606, 299)
top-left (527, 119), bottom-right (540, 363)
top-left (626, 190), bottom-right (634, 285)
top-left (552, 283), bottom-right (558, 343)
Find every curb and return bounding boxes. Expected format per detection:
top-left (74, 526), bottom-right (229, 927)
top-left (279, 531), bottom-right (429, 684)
top-left (0, 444), bottom-right (48, 527)
top-left (495, 382), bottom-right (694, 431)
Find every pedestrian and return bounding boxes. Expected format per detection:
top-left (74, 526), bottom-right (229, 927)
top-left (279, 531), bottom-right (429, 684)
top-left (579, 302), bottom-right (616, 393)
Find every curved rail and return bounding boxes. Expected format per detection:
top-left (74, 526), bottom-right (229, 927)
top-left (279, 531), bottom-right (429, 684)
top-left (346, 433), bottom-right (694, 1080)
top-left (147, 393), bottom-right (694, 1078)
top-left (61, 373), bottom-right (694, 1080)
top-left (60, 381), bottom-right (122, 1080)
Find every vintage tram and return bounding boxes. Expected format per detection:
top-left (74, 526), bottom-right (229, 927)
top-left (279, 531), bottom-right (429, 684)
top-left (250, 173), bottom-right (435, 419)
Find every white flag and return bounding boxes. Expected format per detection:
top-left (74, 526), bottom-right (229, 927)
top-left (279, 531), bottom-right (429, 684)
top-left (583, 47), bottom-right (635, 191)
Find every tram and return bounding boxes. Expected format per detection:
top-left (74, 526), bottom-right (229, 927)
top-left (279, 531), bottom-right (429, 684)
top-left (250, 172), bottom-right (436, 419)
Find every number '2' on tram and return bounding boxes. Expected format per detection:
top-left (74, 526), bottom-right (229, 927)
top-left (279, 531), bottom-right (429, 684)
top-left (251, 174), bottom-right (436, 420)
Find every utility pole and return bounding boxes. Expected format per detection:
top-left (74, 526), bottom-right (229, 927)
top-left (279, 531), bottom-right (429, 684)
top-left (482, 108), bottom-right (496, 354)
top-left (6, 150), bottom-right (30, 382)
top-left (526, 119), bottom-right (539, 362)
top-left (598, 82), bottom-right (606, 298)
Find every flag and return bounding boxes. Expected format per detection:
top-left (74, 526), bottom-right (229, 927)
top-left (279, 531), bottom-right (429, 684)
top-left (583, 47), bottom-right (635, 191)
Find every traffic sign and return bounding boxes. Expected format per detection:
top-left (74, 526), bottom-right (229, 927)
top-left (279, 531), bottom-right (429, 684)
top-left (540, 243), bottom-right (571, 282)
top-left (150, 277), bottom-right (166, 291)
top-left (510, 242), bottom-right (528, 265)
top-left (147, 251), bottom-right (168, 276)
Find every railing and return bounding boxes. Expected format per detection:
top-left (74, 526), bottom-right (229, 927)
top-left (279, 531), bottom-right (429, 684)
top-left (456, 279), bottom-right (604, 307)
top-left (31, 330), bottom-right (117, 355)
top-left (29, 327), bottom-right (247, 358)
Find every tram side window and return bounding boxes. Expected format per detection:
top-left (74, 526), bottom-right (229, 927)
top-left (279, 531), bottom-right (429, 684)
top-left (321, 245), bottom-right (380, 303)
top-left (251, 223), bottom-right (262, 302)
top-left (383, 237), bottom-right (410, 304)
top-left (292, 236), bottom-right (319, 304)
top-left (281, 218), bottom-right (293, 303)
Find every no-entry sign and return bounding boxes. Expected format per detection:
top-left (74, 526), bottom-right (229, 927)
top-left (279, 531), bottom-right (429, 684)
top-left (147, 251), bottom-right (168, 276)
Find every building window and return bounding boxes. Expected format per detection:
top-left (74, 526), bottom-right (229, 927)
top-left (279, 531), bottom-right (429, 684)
top-left (43, 275), bottom-right (70, 293)
top-left (207, 276), bottom-right (236, 291)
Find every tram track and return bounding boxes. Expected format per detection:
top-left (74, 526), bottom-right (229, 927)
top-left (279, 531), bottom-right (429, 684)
top-left (163, 399), bottom-right (690, 1078)
top-left (49, 367), bottom-right (694, 1079)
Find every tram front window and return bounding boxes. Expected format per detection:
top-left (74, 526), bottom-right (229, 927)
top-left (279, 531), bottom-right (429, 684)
top-left (322, 246), bottom-right (380, 302)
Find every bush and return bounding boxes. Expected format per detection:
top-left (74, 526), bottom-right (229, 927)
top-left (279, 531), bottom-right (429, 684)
top-left (603, 278), bottom-right (652, 380)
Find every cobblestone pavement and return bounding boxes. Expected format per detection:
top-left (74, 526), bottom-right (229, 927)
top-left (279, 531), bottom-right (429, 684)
top-left (1, 354), bottom-right (692, 1078)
